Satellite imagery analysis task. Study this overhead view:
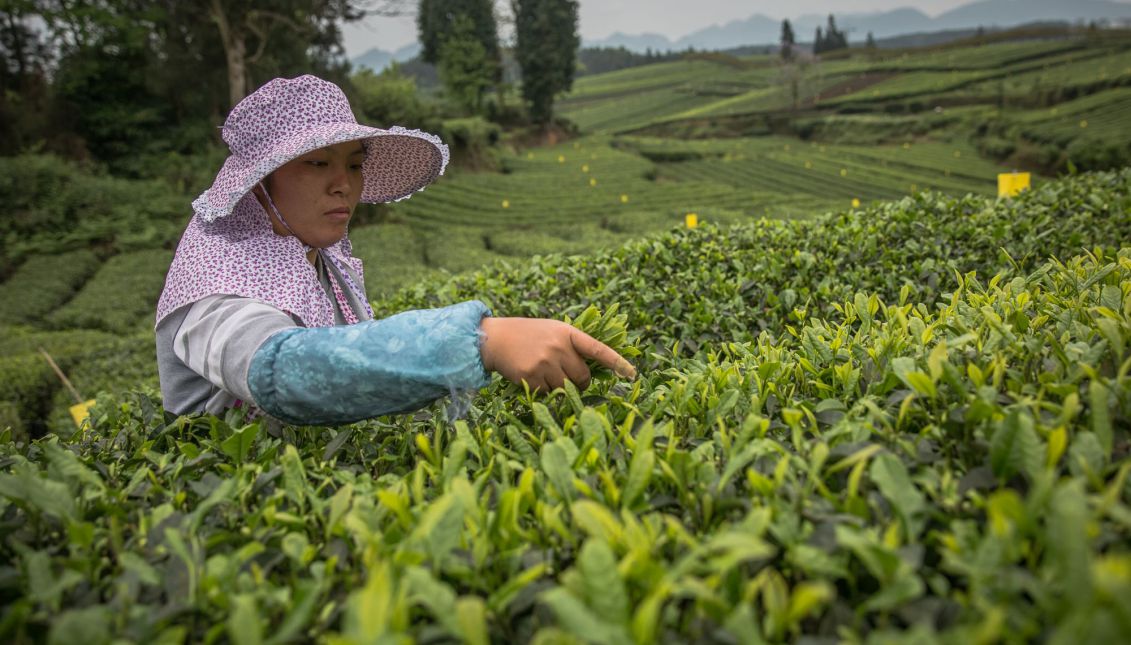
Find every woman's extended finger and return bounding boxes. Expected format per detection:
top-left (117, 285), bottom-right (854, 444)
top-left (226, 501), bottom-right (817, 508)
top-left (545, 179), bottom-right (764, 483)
top-left (561, 352), bottom-right (592, 390)
top-left (568, 328), bottom-right (636, 380)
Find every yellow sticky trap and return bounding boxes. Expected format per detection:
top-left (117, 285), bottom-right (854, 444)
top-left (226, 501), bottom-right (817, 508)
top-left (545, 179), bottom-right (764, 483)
top-left (501, 199), bottom-right (510, 209)
top-left (852, 198), bottom-right (861, 208)
top-left (557, 155), bottom-right (565, 163)
top-left (589, 177), bottom-right (597, 187)
top-left (70, 399), bottom-right (96, 429)
top-left (686, 213), bottom-right (698, 228)
top-left (997, 172), bottom-right (1031, 198)
top-left (581, 164), bottom-right (589, 173)
top-left (620, 194), bottom-right (629, 203)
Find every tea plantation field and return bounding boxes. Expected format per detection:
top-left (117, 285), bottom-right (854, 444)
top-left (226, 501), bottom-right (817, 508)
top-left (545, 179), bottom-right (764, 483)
top-left (1, 170), bottom-right (1128, 642)
top-left (558, 34), bottom-right (1131, 135)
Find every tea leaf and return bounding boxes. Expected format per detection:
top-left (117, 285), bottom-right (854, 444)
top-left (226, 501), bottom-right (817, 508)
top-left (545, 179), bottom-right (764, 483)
top-left (228, 594), bottom-right (263, 645)
top-left (579, 539), bottom-right (629, 624)
top-left (220, 424), bottom-right (259, 463)
top-left (541, 439), bottom-right (575, 502)
top-left (990, 409), bottom-right (1043, 481)
top-left (870, 454), bottom-right (927, 539)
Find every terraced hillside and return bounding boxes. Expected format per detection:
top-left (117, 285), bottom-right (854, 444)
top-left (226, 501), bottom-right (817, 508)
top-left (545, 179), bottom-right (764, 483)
top-left (4, 33), bottom-right (1129, 443)
top-left (355, 132), bottom-right (1016, 287)
top-left (0, 132), bottom-right (1028, 437)
top-left (557, 34), bottom-right (1131, 135)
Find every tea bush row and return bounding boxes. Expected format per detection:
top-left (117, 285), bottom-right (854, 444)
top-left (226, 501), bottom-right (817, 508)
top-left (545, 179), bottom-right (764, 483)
top-left (0, 241), bottom-right (1126, 642)
top-left (0, 326), bottom-right (139, 439)
top-left (379, 170), bottom-right (1131, 356)
top-left (47, 249), bottom-right (174, 334)
top-left (0, 155), bottom-right (186, 269)
top-left (0, 250), bottom-right (101, 326)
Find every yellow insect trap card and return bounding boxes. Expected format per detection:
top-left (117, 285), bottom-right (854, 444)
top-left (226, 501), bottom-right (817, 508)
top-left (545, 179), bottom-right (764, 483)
top-left (69, 399), bottom-right (97, 429)
top-left (998, 172), bottom-right (1031, 198)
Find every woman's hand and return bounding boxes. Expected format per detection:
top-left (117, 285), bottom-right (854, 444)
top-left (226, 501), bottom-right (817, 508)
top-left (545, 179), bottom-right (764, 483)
top-left (479, 317), bottom-right (636, 392)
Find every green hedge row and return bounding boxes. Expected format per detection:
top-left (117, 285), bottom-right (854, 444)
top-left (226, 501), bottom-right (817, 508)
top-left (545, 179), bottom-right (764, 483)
top-left (0, 250), bottom-right (101, 326)
top-left (379, 169), bottom-right (1131, 353)
top-left (0, 170), bottom-right (1127, 640)
top-left (48, 249), bottom-right (173, 334)
top-left (0, 326), bottom-right (142, 439)
top-left (0, 155), bottom-right (187, 270)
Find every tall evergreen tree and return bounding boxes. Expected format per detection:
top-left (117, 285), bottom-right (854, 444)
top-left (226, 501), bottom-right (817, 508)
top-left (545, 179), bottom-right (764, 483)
top-left (418, 0), bottom-right (499, 67)
top-left (815, 14), bottom-right (847, 55)
top-left (825, 14), bottom-right (847, 51)
top-left (780, 19), bottom-right (795, 60)
top-left (513, 0), bottom-right (579, 125)
top-left (418, 0), bottom-right (500, 110)
top-left (437, 13), bottom-right (493, 112)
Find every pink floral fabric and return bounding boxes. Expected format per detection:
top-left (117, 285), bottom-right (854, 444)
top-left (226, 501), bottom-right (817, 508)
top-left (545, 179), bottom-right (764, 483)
top-left (157, 194), bottom-right (362, 328)
top-left (192, 74), bottom-right (450, 222)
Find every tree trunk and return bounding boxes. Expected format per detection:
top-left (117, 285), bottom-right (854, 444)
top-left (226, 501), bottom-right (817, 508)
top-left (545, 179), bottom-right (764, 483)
top-left (5, 12), bottom-right (26, 78)
top-left (209, 0), bottom-right (248, 109)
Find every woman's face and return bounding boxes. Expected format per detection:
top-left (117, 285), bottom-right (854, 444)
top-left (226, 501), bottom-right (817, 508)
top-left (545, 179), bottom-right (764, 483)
top-left (260, 141), bottom-right (366, 250)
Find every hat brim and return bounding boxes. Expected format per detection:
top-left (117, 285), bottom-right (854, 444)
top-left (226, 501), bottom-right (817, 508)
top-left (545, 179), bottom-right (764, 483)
top-left (193, 122), bottom-right (450, 222)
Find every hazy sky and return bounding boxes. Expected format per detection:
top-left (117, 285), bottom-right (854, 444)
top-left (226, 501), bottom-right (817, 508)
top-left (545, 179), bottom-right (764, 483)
top-left (339, 0), bottom-right (1126, 56)
top-left (339, 0), bottom-right (1091, 57)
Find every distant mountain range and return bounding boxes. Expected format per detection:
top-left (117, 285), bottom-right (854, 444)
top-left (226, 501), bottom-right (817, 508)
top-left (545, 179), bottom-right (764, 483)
top-left (351, 43), bottom-right (421, 73)
top-left (586, 0), bottom-right (1131, 52)
top-left (351, 0), bottom-right (1131, 71)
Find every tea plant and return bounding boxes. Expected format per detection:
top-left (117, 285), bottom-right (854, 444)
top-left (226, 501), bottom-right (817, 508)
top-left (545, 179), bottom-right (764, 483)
top-left (0, 170), bottom-right (1128, 643)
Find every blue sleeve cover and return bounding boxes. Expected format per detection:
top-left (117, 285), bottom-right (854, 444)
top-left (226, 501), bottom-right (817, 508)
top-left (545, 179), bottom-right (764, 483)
top-left (247, 300), bottom-right (493, 425)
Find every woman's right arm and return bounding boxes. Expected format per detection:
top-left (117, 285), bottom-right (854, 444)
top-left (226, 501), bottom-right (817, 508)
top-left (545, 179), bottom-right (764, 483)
top-left (173, 297), bottom-right (635, 426)
top-left (247, 300), bottom-right (493, 425)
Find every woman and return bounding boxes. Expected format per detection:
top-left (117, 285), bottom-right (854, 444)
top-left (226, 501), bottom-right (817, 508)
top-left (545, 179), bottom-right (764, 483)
top-left (156, 75), bottom-right (634, 425)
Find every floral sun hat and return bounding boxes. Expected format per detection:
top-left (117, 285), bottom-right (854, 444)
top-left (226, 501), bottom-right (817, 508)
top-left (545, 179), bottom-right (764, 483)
top-left (157, 75), bottom-right (447, 329)
top-left (192, 74), bottom-right (450, 222)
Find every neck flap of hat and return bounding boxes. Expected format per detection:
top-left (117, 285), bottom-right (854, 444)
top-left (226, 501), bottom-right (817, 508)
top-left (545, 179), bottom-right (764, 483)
top-left (156, 193), bottom-right (366, 329)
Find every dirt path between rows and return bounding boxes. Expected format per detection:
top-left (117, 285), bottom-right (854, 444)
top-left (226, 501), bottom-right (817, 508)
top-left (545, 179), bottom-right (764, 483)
top-left (803, 72), bottom-right (900, 106)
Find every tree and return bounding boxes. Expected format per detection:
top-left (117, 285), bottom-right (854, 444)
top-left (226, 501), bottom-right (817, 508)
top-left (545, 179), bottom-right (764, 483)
top-left (417, 0), bottom-right (499, 66)
top-left (866, 31), bottom-right (876, 49)
top-left (437, 13), bottom-right (493, 112)
top-left (830, 14), bottom-right (848, 50)
top-left (780, 19), bottom-right (795, 60)
top-left (417, 0), bottom-right (500, 111)
top-left (14, 0), bottom-right (394, 169)
top-left (513, 0), bottom-right (579, 125)
top-left (1, 0), bottom-right (53, 154)
top-left (35, 0), bottom-right (394, 111)
top-left (352, 64), bottom-right (435, 128)
top-left (205, 0), bottom-right (380, 109)
top-left (815, 14), bottom-right (847, 55)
